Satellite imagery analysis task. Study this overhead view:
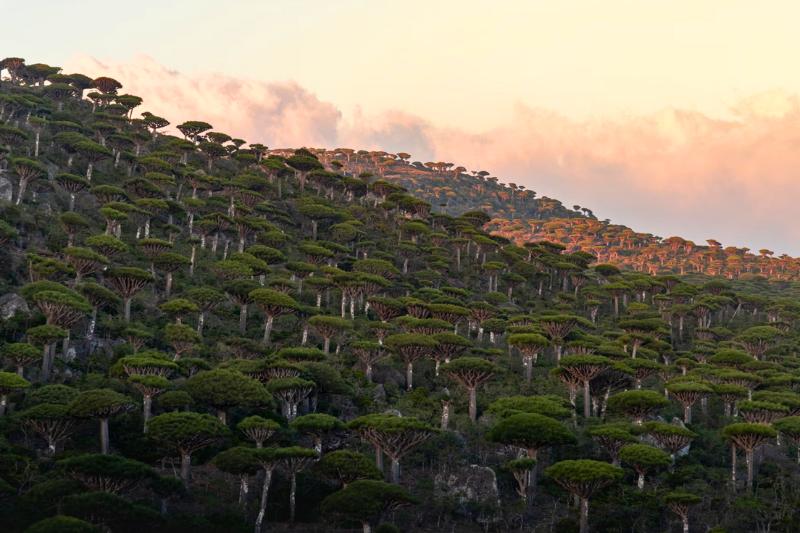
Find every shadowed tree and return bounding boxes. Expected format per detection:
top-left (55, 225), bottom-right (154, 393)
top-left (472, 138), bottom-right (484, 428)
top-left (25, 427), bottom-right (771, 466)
top-left (316, 450), bottom-right (382, 488)
top-left (505, 457), bottom-right (538, 507)
top-left (607, 390), bottom-right (668, 425)
top-left (588, 423), bottom-right (636, 466)
top-left (308, 315), bottom-right (353, 355)
top-left (430, 332), bottom-right (471, 376)
top-left (153, 253), bottom-right (190, 298)
top-left (147, 411), bottom-right (228, 489)
top-left (619, 443), bottom-right (670, 490)
top-left (64, 247), bottom-right (109, 285)
top-left (68, 389), bottom-right (133, 454)
top-left (773, 416), bottom-right (800, 464)
top-left (11, 157), bottom-right (45, 205)
top-left (184, 286), bottom-right (224, 336)
top-left (489, 412), bottom-right (575, 492)
top-left (643, 421), bottom-right (697, 469)
top-left (237, 415), bottom-right (280, 448)
top-left (441, 357), bottom-right (499, 422)
top-left (723, 422), bottom-right (777, 493)
top-left (560, 355), bottom-right (612, 419)
top-left (2, 342), bottom-right (41, 377)
top-left (545, 460), bottom-right (623, 533)
top-left (75, 141), bottom-right (111, 182)
top-left (508, 333), bottom-right (549, 383)
top-left (351, 341), bottom-right (388, 382)
top-left (20, 403), bottom-right (76, 456)
top-left (349, 414), bottom-right (435, 483)
top-left (266, 377), bottom-right (314, 421)
top-left (276, 446), bottom-right (319, 522)
top-left (212, 446), bottom-right (259, 507)
top-left (735, 326), bottom-right (781, 360)
top-left (105, 267), bottom-right (154, 322)
top-left (250, 446), bottom-right (282, 533)
top-left (129, 375), bottom-right (170, 432)
top-left (0, 371), bottom-right (30, 415)
top-left (26, 325), bottom-right (67, 383)
top-left (667, 381), bottom-right (713, 423)
top-left (321, 480), bottom-right (415, 533)
top-left (537, 314), bottom-right (584, 361)
top-left (664, 491), bottom-right (701, 533)
top-left (24, 516), bottom-right (99, 533)
top-left (290, 413), bottom-right (344, 453)
top-left (57, 454), bottom-right (155, 494)
top-left (385, 333), bottom-right (438, 390)
top-left (250, 288), bottom-right (298, 345)
top-left (185, 369), bottom-right (270, 425)
top-left (224, 279), bottom-right (260, 334)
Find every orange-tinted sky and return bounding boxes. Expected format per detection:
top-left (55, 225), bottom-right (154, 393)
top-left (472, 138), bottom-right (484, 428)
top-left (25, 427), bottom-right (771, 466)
top-left (10, 1), bottom-right (800, 254)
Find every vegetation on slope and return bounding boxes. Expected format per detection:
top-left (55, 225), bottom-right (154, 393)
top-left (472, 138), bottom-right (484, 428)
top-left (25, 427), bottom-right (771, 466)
top-left (1, 56), bottom-right (800, 533)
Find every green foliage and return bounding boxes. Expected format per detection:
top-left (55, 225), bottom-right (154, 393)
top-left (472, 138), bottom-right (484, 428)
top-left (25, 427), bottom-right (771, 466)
top-left (25, 516), bottom-right (100, 533)
top-left (68, 389), bottom-right (132, 418)
top-left (321, 480), bottom-right (415, 526)
top-left (316, 450), bottom-right (382, 485)
top-left (185, 369), bottom-right (270, 411)
top-left (488, 413), bottom-right (575, 452)
top-left (147, 411), bottom-right (228, 453)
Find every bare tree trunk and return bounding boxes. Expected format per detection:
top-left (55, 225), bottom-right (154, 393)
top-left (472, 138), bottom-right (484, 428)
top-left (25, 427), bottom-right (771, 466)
top-left (289, 473), bottom-right (298, 522)
top-left (584, 381), bottom-right (591, 418)
top-left (181, 453), bottom-right (191, 489)
top-left (262, 315), bottom-right (273, 345)
top-left (468, 387), bottom-right (477, 422)
top-left (99, 417), bottom-right (110, 454)
top-left (579, 497), bottom-right (589, 533)
top-left (197, 311), bottom-right (205, 336)
top-left (143, 395), bottom-right (152, 433)
top-left (254, 467), bottom-right (273, 533)
top-left (239, 305), bottom-right (248, 334)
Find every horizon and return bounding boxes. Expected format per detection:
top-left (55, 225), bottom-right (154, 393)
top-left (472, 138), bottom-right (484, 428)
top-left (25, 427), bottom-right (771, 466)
top-left (8, 0), bottom-right (800, 255)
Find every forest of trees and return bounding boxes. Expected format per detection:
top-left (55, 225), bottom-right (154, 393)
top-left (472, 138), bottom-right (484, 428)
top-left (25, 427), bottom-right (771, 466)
top-left (2, 56), bottom-right (800, 532)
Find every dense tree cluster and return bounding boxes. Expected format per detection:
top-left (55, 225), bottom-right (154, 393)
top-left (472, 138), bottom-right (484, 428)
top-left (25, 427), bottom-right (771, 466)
top-left (488, 217), bottom-right (800, 281)
top-left (2, 56), bottom-right (800, 532)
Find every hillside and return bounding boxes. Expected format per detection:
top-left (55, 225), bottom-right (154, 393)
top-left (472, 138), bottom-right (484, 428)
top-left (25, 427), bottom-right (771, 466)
top-left (292, 148), bottom-right (800, 282)
top-left (3, 56), bottom-right (800, 533)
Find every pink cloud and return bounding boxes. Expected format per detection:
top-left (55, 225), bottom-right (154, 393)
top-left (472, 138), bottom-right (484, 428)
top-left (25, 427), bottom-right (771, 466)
top-left (65, 55), bottom-right (800, 255)
top-left (65, 54), bottom-right (342, 148)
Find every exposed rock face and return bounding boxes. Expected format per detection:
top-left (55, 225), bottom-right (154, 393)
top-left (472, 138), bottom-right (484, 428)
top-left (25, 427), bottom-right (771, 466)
top-left (0, 175), bottom-right (12, 203)
top-left (435, 464), bottom-right (501, 521)
top-left (0, 293), bottom-right (29, 320)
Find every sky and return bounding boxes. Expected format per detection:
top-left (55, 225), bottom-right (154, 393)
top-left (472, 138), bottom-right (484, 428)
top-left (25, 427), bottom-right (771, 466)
top-left (6, 0), bottom-right (800, 254)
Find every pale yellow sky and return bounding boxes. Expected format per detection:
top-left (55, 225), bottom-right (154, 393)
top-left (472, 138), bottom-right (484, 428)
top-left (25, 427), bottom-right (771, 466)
top-left (16, 1), bottom-right (800, 129)
top-left (15, 0), bottom-right (800, 253)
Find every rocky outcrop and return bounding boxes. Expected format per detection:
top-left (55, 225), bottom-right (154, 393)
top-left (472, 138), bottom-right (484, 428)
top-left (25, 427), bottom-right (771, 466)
top-left (435, 464), bottom-right (501, 522)
top-left (0, 293), bottom-right (29, 320)
top-left (0, 175), bottom-right (13, 203)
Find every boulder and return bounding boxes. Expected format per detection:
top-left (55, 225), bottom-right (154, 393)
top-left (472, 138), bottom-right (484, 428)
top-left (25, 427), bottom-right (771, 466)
top-left (0, 293), bottom-right (29, 320)
top-left (435, 464), bottom-right (501, 519)
top-left (0, 175), bottom-right (12, 203)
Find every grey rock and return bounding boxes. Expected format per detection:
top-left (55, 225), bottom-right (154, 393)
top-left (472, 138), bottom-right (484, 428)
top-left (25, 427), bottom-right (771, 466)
top-left (0, 293), bottom-right (29, 320)
top-left (371, 384), bottom-right (386, 403)
top-left (0, 175), bottom-right (12, 203)
top-left (435, 464), bottom-right (501, 519)
top-left (64, 347), bottom-right (77, 362)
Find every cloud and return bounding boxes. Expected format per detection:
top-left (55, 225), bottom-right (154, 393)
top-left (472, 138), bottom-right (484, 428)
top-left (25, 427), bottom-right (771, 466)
top-left (64, 55), bottom-right (800, 255)
top-left (65, 54), bottom-right (342, 148)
